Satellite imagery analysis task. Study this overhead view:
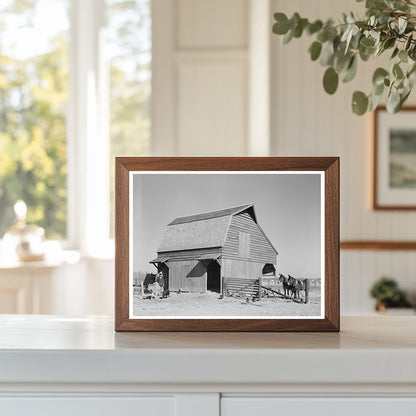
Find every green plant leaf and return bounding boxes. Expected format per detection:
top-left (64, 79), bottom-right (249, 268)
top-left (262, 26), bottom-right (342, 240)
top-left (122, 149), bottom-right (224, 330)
top-left (342, 56), bottom-right (357, 82)
top-left (393, 63), bottom-right (404, 79)
top-left (399, 49), bottom-right (408, 63)
top-left (307, 20), bottom-right (323, 35)
top-left (273, 13), bottom-right (290, 34)
top-left (334, 52), bottom-right (351, 72)
top-left (323, 67), bottom-right (339, 94)
top-left (369, 92), bottom-right (383, 111)
top-left (293, 17), bottom-right (309, 38)
top-left (374, 82), bottom-right (385, 95)
top-left (360, 37), bottom-right (375, 48)
top-left (383, 37), bottom-right (396, 50)
top-left (309, 41), bottom-right (322, 61)
top-left (372, 67), bottom-right (389, 86)
top-left (405, 34), bottom-right (413, 50)
top-left (366, 0), bottom-right (388, 8)
top-left (282, 29), bottom-right (293, 44)
top-left (320, 40), bottom-right (335, 66)
top-left (391, 47), bottom-right (399, 59)
top-left (387, 87), bottom-right (401, 112)
top-left (352, 91), bottom-right (369, 115)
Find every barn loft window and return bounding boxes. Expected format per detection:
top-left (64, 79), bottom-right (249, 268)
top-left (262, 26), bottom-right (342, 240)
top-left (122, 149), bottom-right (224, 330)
top-left (238, 231), bottom-right (250, 258)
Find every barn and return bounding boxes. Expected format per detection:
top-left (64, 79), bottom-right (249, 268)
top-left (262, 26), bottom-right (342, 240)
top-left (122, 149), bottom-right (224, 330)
top-left (150, 204), bottom-right (278, 295)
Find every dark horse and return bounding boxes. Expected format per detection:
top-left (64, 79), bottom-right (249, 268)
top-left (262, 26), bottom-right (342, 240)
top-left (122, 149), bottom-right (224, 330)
top-left (278, 273), bottom-right (292, 298)
top-left (288, 275), bottom-right (306, 300)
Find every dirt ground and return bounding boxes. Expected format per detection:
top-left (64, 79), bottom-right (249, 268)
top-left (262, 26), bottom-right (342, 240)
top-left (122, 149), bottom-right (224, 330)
top-left (132, 287), bottom-right (321, 317)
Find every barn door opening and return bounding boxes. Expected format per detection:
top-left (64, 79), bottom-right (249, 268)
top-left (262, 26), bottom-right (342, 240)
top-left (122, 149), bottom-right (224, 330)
top-left (207, 261), bottom-right (221, 293)
top-left (158, 263), bottom-right (169, 290)
top-left (262, 263), bottom-right (276, 289)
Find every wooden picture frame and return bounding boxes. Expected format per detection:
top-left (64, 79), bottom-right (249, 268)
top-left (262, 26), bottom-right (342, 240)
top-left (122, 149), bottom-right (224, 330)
top-left (115, 157), bottom-right (339, 332)
top-left (373, 106), bottom-right (416, 210)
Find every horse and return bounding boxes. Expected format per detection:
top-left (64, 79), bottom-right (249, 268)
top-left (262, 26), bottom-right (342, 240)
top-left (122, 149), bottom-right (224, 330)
top-left (278, 273), bottom-right (292, 298)
top-left (148, 281), bottom-right (163, 299)
top-left (288, 275), bottom-right (306, 301)
top-left (141, 272), bottom-right (169, 299)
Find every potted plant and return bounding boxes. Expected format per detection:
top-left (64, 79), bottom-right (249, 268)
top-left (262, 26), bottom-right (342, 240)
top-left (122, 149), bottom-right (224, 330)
top-left (369, 276), bottom-right (412, 312)
top-left (272, 0), bottom-right (416, 115)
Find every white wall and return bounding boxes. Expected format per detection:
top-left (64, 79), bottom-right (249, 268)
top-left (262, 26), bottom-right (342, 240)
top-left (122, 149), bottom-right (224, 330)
top-left (271, 0), bottom-right (416, 313)
top-left (33, 0), bottom-right (416, 317)
top-left (152, 0), bottom-right (271, 156)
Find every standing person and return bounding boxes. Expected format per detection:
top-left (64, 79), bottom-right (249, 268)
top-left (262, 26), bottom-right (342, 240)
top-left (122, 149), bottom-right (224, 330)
top-left (158, 271), bottom-right (169, 298)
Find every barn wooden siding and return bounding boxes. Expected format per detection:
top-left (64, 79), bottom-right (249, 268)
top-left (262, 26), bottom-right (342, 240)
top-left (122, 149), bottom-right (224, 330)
top-left (168, 259), bottom-right (207, 293)
top-left (222, 259), bottom-right (265, 281)
top-left (223, 212), bottom-right (277, 264)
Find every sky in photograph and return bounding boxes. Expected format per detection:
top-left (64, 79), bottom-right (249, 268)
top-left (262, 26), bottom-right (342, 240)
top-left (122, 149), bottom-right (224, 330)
top-left (132, 173), bottom-right (322, 279)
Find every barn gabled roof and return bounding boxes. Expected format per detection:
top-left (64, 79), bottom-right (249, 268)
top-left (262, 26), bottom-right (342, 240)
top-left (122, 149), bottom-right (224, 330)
top-left (158, 204), bottom-right (268, 253)
top-left (168, 204), bottom-right (256, 225)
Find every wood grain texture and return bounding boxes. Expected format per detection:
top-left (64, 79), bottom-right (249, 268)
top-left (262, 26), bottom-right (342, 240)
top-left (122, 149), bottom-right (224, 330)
top-left (341, 241), bottom-right (416, 250)
top-left (114, 157), bottom-right (340, 332)
top-left (373, 106), bottom-right (416, 210)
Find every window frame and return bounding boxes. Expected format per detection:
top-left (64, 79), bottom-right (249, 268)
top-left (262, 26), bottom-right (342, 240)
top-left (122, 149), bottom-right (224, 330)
top-left (67, 0), bottom-right (111, 257)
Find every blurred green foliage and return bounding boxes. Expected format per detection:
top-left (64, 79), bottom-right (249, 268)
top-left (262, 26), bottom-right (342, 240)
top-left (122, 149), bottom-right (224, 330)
top-left (369, 276), bottom-right (411, 307)
top-left (0, 0), bottom-right (151, 239)
top-left (0, 2), bottom-right (69, 238)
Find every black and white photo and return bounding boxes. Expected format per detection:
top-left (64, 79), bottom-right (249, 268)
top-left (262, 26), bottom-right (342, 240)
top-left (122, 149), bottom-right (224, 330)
top-left (129, 172), bottom-right (324, 319)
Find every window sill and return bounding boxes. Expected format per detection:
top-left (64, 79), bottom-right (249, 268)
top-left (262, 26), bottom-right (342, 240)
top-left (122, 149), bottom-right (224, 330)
top-left (0, 250), bottom-right (81, 271)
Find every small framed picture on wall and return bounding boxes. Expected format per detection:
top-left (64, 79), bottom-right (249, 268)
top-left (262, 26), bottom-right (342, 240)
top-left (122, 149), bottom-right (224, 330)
top-left (374, 106), bottom-right (416, 209)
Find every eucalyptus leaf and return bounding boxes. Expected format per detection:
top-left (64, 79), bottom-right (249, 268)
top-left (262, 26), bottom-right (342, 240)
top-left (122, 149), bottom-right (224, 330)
top-left (309, 41), bottom-right (322, 61)
top-left (352, 91), bottom-right (369, 115)
top-left (323, 67), bottom-right (339, 94)
top-left (320, 40), bottom-right (335, 66)
top-left (399, 49), bottom-right (408, 63)
top-left (282, 29), bottom-right (293, 44)
top-left (307, 20), bottom-right (323, 35)
top-left (366, 0), bottom-right (388, 9)
top-left (393, 63), bottom-right (404, 79)
top-left (369, 92), bottom-right (383, 111)
top-left (342, 56), bottom-right (357, 82)
top-left (391, 47), bottom-right (399, 59)
top-left (373, 82), bottom-right (385, 95)
top-left (273, 13), bottom-right (290, 34)
top-left (398, 17), bottom-right (407, 34)
top-left (383, 37), bottom-right (396, 50)
top-left (387, 87), bottom-right (401, 112)
top-left (405, 33), bottom-right (413, 50)
top-left (372, 67), bottom-right (389, 85)
top-left (334, 52), bottom-right (351, 72)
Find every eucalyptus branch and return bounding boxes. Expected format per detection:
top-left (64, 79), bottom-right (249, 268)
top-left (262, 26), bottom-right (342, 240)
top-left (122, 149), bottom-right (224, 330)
top-left (272, 0), bottom-right (416, 115)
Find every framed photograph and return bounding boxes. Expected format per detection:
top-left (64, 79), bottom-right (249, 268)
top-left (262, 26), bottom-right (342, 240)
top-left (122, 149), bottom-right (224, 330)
top-left (374, 106), bottom-right (416, 209)
top-left (115, 157), bottom-right (339, 332)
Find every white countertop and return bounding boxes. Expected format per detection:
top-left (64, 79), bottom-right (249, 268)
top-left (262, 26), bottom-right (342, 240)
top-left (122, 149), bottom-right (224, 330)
top-left (0, 315), bottom-right (415, 387)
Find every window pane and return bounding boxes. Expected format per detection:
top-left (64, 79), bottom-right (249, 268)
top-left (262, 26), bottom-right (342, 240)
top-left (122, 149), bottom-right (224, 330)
top-left (106, 0), bottom-right (151, 237)
top-left (0, 0), bottom-right (70, 239)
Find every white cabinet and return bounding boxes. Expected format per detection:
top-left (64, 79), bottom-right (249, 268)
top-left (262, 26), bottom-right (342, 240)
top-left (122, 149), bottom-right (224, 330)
top-left (0, 316), bottom-right (415, 416)
top-left (222, 398), bottom-right (416, 416)
top-left (1, 396), bottom-right (175, 416)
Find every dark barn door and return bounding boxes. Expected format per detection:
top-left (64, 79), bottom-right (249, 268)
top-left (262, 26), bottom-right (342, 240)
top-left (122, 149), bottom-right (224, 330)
top-left (158, 263), bottom-right (169, 290)
top-left (207, 261), bottom-right (221, 293)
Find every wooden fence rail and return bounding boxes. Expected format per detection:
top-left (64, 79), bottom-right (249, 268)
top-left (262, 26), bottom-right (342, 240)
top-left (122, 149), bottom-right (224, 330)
top-left (223, 277), bottom-right (260, 300)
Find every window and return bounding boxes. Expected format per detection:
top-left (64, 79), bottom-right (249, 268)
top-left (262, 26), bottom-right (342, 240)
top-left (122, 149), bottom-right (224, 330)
top-left (0, 0), bottom-right (70, 239)
top-left (106, 0), bottom-right (151, 237)
top-left (0, 0), bottom-right (151, 252)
